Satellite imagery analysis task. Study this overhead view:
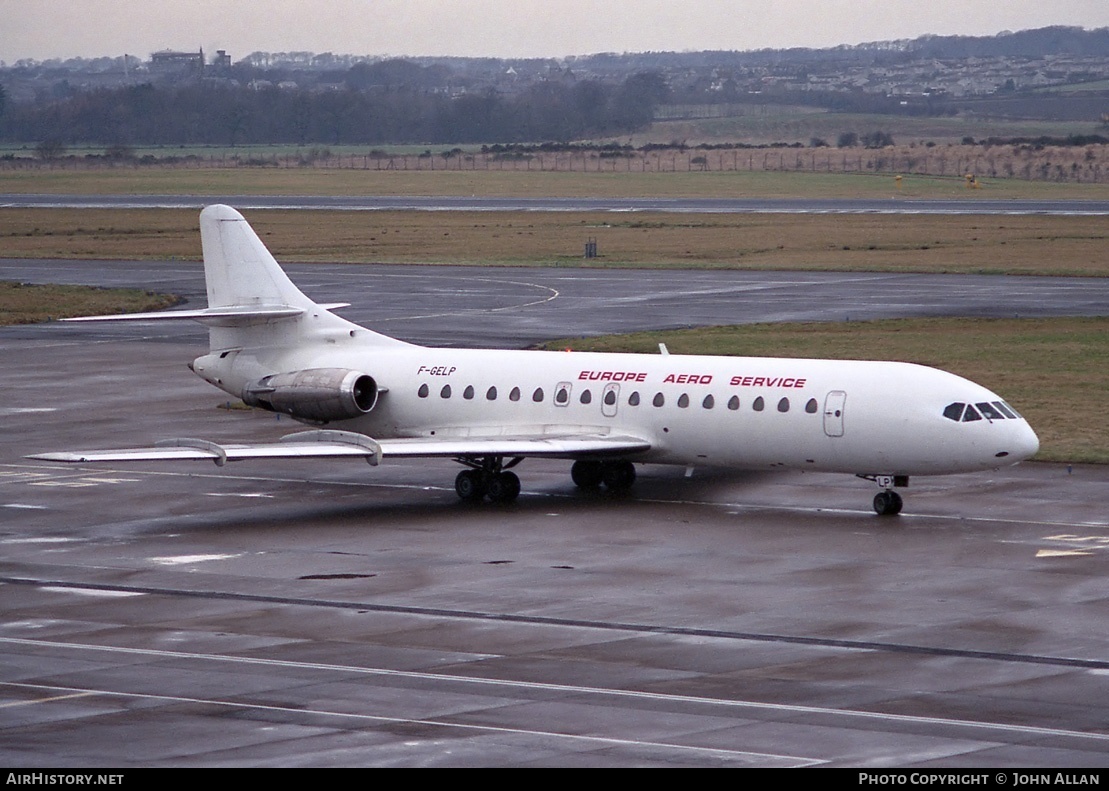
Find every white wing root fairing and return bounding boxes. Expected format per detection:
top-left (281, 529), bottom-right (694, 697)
top-left (30, 205), bottom-right (1040, 514)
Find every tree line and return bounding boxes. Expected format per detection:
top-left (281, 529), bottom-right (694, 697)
top-left (0, 72), bottom-right (669, 147)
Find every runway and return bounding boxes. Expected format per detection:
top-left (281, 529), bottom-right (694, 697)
top-left (4, 193), bottom-right (1109, 215)
top-left (3, 259), bottom-right (1109, 348)
top-left (2, 263), bottom-right (1108, 766)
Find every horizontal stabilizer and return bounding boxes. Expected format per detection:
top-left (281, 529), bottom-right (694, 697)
top-left (62, 303), bottom-right (352, 326)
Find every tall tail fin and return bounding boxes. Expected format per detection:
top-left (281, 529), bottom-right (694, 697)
top-left (65, 205), bottom-right (410, 351)
top-left (197, 204), bottom-right (408, 352)
top-left (200, 204), bottom-right (315, 311)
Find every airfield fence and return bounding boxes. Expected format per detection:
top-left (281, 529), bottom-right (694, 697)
top-left (5, 143), bottom-right (1109, 183)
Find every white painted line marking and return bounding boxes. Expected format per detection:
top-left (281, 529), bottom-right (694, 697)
top-left (2, 636), bottom-right (1106, 746)
top-left (148, 554), bottom-right (242, 566)
top-left (1, 536), bottom-right (74, 543)
top-left (0, 690), bottom-right (96, 709)
top-left (2, 678), bottom-right (811, 765)
top-left (39, 587), bottom-right (145, 598)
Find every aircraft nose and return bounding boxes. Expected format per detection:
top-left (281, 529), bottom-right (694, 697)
top-left (998, 421), bottom-right (1039, 463)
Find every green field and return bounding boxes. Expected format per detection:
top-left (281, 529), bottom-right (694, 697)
top-left (0, 282), bottom-right (177, 324)
top-left (2, 207), bottom-right (1106, 277)
top-left (637, 110), bottom-right (1107, 147)
top-left (540, 316), bottom-right (1109, 465)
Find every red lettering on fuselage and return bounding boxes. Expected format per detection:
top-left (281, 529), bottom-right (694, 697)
top-left (662, 374), bottom-right (713, 385)
top-left (728, 375), bottom-right (807, 388)
top-left (578, 370), bottom-right (648, 382)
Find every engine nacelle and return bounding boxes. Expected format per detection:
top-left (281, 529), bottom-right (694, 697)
top-left (242, 368), bottom-right (378, 423)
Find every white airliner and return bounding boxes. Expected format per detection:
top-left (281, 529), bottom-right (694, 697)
top-left (31, 204), bottom-right (1039, 515)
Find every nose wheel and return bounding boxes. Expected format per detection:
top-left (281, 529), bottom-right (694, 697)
top-left (873, 489), bottom-right (903, 516)
top-left (860, 474), bottom-right (907, 516)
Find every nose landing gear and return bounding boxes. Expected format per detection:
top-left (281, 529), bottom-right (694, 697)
top-left (872, 489), bottom-right (903, 516)
top-left (859, 474), bottom-right (908, 516)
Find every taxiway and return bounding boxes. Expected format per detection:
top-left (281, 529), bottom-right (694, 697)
top-left (1, 263), bottom-right (1107, 766)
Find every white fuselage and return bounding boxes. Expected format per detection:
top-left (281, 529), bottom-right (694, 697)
top-left (198, 337), bottom-right (1040, 478)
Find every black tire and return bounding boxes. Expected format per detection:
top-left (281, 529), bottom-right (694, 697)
top-left (601, 460), bottom-right (636, 491)
top-left (873, 490), bottom-right (903, 516)
top-left (487, 471), bottom-right (521, 503)
top-left (455, 469), bottom-right (486, 501)
top-left (571, 460), bottom-right (604, 489)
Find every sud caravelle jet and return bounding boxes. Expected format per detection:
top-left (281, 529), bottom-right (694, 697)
top-left (32, 204), bottom-right (1040, 515)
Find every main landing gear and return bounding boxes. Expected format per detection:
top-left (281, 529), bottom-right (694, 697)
top-left (570, 459), bottom-right (637, 492)
top-left (859, 474), bottom-right (908, 516)
top-left (453, 457), bottom-right (638, 504)
top-left (454, 456), bottom-right (522, 504)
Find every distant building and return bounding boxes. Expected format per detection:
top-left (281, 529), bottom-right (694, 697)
top-left (150, 49), bottom-right (205, 73)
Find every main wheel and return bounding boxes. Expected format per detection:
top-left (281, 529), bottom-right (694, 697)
top-left (487, 471), bottom-right (521, 503)
top-left (873, 490), bottom-right (903, 516)
top-left (571, 460), bottom-right (604, 489)
top-left (601, 460), bottom-right (636, 491)
top-left (455, 469), bottom-right (486, 502)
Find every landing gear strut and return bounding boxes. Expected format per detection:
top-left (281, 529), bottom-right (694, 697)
top-left (860, 474), bottom-right (908, 516)
top-left (454, 456), bottom-right (522, 504)
top-left (571, 459), bottom-right (636, 492)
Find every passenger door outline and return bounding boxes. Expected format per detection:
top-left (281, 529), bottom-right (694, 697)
top-left (823, 390), bottom-right (846, 437)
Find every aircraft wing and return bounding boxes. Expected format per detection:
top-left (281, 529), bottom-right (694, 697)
top-left (27, 429), bottom-right (652, 467)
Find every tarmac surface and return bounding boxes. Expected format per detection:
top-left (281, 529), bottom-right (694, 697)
top-left (4, 258), bottom-right (1109, 347)
top-left (1, 262), bottom-right (1107, 766)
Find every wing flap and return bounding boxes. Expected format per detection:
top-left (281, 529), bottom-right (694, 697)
top-left (28, 430), bottom-right (651, 466)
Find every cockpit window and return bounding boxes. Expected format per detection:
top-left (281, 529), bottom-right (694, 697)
top-left (976, 402), bottom-right (1004, 421)
top-left (946, 400), bottom-right (1021, 423)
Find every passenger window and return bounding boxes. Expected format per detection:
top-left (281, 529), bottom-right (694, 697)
top-left (463, 385), bottom-right (475, 400)
top-left (580, 389), bottom-right (592, 404)
top-left (976, 402), bottom-right (1003, 420)
top-left (677, 393), bottom-right (689, 408)
top-left (604, 390), bottom-right (617, 406)
top-left (943, 402), bottom-right (965, 421)
top-left (533, 387), bottom-right (544, 402)
top-left (753, 396), bottom-right (764, 412)
top-left (962, 405), bottom-right (982, 422)
top-left (702, 394), bottom-right (714, 409)
top-left (993, 401), bottom-right (1017, 419)
top-left (509, 387), bottom-right (521, 402)
top-left (486, 386), bottom-right (497, 400)
top-left (805, 398), bottom-right (818, 414)
top-left (628, 391), bottom-right (640, 406)
top-left (418, 383), bottom-right (429, 398)
top-left (653, 392), bottom-right (665, 407)
top-left (440, 384), bottom-right (452, 399)
top-left (727, 395), bottom-right (740, 411)
top-left (777, 397), bottom-right (790, 413)
top-left (555, 386), bottom-right (569, 404)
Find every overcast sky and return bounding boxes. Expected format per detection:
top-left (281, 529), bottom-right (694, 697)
top-left (4, 0), bottom-right (1108, 63)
